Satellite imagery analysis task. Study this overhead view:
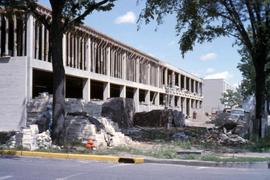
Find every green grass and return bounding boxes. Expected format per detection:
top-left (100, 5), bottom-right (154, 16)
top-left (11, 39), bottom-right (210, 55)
top-left (201, 154), bottom-right (270, 162)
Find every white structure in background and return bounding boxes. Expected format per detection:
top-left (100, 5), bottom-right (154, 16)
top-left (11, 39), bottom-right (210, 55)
top-left (203, 79), bottom-right (234, 114)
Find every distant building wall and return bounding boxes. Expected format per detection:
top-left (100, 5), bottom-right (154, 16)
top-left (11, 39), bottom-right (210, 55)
top-left (203, 79), bottom-right (234, 114)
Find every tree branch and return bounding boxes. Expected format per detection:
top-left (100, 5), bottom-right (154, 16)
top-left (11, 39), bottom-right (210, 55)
top-left (63, 0), bottom-right (113, 31)
top-left (221, 0), bottom-right (253, 55)
top-left (244, 0), bottom-right (257, 43)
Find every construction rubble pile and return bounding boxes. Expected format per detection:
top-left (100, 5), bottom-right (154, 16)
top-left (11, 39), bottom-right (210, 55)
top-left (133, 109), bottom-right (185, 128)
top-left (6, 125), bottom-right (52, 150)
top-left (5, 93), bottom-right (136, 150)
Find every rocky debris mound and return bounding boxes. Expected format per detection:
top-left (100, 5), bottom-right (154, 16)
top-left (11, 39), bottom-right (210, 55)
top-left (65, 112), bottom-right (134, 148)
top-left (27, 92), bottom-right (52, 129)
top-left (199, 128), bottom-right (249, 146)
top-left (133, 109), bottom-right (185, 128)
top-left (101, 98), bottom-right (135, 128)
top-left (5, 125), bottom-right (52, 150)
top-left (27, 94), bottom-right (133, 133)
top-left (212, 112), bottom-right (250, 138)
top-left (219, 133), bottom-right (248, 145)
top-left (36, 130), bottom-right (52, 149)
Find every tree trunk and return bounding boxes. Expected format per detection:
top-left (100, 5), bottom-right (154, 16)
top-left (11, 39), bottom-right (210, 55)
top-left (50, 15), bottom-right (65, 145)
top-left (253, 59), bottom-right (266, 139)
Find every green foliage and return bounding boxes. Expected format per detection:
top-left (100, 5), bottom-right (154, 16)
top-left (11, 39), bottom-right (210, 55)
top-left (139, 0), bottom-right (270, 137)
top-left (220, 88), bottom-right (243, 109)
top-left (237, 45), bottom-right (270, 99)
top-left (139, 0), bottom-right (270, 56)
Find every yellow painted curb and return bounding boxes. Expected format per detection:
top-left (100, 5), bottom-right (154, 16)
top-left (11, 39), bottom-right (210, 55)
top-left (0, 150), bottom-right (144, 164)
top-left (68, 154), bottom-right (119, 162)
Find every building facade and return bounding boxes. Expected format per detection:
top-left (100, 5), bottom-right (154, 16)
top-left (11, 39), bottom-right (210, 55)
top-left (0, 5), bottom-right (203, 131)
top-left (202, 79), bottom-right (234, 114)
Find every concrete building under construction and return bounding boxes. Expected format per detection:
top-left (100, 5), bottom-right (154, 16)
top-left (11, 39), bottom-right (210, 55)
top-left (0, 5), bottom-right (203, 131)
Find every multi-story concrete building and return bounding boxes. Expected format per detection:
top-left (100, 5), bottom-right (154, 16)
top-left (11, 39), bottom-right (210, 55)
top-left (202, 78), bottom-right (234, 114)
top-left (0, 5), bottom-right (203, 131)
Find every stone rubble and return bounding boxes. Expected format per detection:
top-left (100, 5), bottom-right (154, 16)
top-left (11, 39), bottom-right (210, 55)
top-left (25, 93), bottom-right (137, 150)
top-left (65, 114), bottom-right (135, 149)
top-left (6, 124), bottom-right (52, 150)
top-left (134, 109), bottom-right (185, 128)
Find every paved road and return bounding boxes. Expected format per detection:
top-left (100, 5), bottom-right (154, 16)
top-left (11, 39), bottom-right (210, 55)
top-left (0, 156), bottom-right (270, 180)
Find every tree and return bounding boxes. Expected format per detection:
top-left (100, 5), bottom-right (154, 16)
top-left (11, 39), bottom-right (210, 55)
top-left (237, 45), bottom-right (270, 114)
top-left (238, 46), bottom-right (270, 99)
top-left (139, 0), bottom-right (270, 139)
top-left (220, 89), bottom-right (243, 109)
top-left (1, 0), bottom-right (116, 144)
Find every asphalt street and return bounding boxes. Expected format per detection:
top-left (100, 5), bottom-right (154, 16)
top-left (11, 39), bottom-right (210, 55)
top-left (0, 156), bottom-right (270, 180)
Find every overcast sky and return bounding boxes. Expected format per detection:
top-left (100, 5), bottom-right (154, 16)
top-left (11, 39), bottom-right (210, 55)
top-left (39, 0), bottom-right (243, 87)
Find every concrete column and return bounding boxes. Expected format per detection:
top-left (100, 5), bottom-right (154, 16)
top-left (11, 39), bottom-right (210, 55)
top-left (199, 83), bottom-right (203, 96)
top-left (120, 85), bottom-right (126, 98)
top-left (147, 63), bottom-right (151, 85)
top-left (41, 24), bottom-right (45, 60)
top-left (26, 14), bottom-right (34, 100)
top-left (103, 82), bottom-right (110, 100)
top-left (46, 28), bottom-right (49, 61)
top-left (122, 53), bottom-right (126, 80)
top-left (145, 90), bottom-right (150, 111)
top-left (177, 96), bottom-right (181, 108)
top-left (36, 23), bottom-right (39, 59)
top-left (134, 88), bottom-right (139, 112)
top-left (183, 76), bottom-right (186, 90)
top-left (86, 38), bottom-right (91, 71)
top-left (189, 78), bottom-right (192, 92)
top-left (81, 38), bottom-right (85, 70)
top-left (136, 58), bottom-right (140, 83)
top-left (188, 98), bottom-right (191, 116)
top-left (164, 68), bottom-right (168, 86)
top-left (172, 72), bottom-right (175, 87)
top-left (83, 78), bottom-right (90, 102)
top-left (157, 66), bottom-right (160, 88)
top-left (4, 17), bottom-right (9, 56)
top-left (13, 15), bottom-right (17, 56)
top-left (155, 92), bottom-right (160, 106)
top-left (178, 74), bottom-right (182, 89)
top-left (62, 33), bottom-right (67, 66)
top-left (171, 95), bottom-right (175, 107)
top-left (193, 80), bottom-right (196, 93)
top-left (182, 97), bottom-right (186, 115)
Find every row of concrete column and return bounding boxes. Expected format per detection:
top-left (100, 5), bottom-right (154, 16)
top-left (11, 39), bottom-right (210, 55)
top-left (0, 14), bottom-right (26, 57)
top-left (81, 78), bottom-right (201, 114)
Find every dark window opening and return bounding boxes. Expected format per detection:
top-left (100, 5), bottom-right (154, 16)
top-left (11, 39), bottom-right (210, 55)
top-left (159, 93), bottom-right (165, 105)
top-left (139, 89), bottom-right (146, 103)
top-left (91, 80), bottom-right (104, 100)
top-left (150, 91), bottom-right (155, 105)
top-left (32, 69), bottom-right (53, 97)
top-left (126, 87), bottom-right (135, 99)
top-left (110, 84), bottom-right (121, 98)
top-left (66, 75), bottom-right (83, 99)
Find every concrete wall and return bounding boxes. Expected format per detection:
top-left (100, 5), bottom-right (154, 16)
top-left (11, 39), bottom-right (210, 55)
top-left (203, 79), bottom-right (233, 114)
top-left (0, 57), bottom-right (28, 131)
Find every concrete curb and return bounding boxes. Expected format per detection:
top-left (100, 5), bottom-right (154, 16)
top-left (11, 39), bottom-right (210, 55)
top-left (144, 158), bottom-right (270, 169)
top-left (1, 150), bottom-right (269, 169)
top-left (0, 150), bottom-right (144, 164)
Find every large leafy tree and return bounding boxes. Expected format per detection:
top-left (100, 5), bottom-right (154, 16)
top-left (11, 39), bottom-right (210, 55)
top-left (238, 46), bottom-right (270, 98)
top-left (220, 88), bottom-right (243, 109)
top-left (139, 0), bottom-right (270, 139)
top-left (237, 45), bottom-right (270, 114)
top-left (1, 0), bottom-right (116, 144)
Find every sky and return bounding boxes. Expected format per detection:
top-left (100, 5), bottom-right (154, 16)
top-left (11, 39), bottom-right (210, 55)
top-left (39, 0), bottom-right (243, 87)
